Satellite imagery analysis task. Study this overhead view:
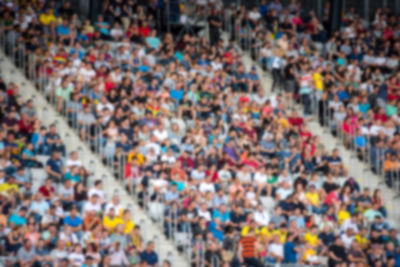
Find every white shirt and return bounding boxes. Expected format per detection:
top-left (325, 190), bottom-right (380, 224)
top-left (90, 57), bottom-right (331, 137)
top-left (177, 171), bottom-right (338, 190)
top-left (78, 67), bottom-right (95, 82)
top-left (341, 218), bottom-right (359, 233)
top-left (105, 202), bottom-right (124, 215)
top-left (341, 233), bottom-right (354, 249)
top-left (96, 102), bottom-right (114, 113)
top-left (145, 142), bottom-right (161, 155)
top-left (83, 201), bottom-right (101, 214)
top-left (211, 62), bottom-right (223, 71)
top-left (198, 209), bottom-right (211, 221)
top-left (161, 154), bottom-right (176, 164)
top-left (199, 182), bottom-right (215, 194)
top-left (66, 159), bottom-right (82, 168)
top-left (83, 202), bottom-right (101, 214)
top-left (254, 172), bottom-right (267, 185)
top-left (254, 210), bottom-right (270, 226)
top-left (88, 188), bottom-right (105, 202)
top-left (276, 187), bottom-right (293, 200)
top-left (153, 129), bottom-right (169, 142)
top-left (68, 252), bottom-right (85, 267)
top-left (249, 11), bottom-right (261, 21)
top-left (268, 243), bottom-right (284, 257)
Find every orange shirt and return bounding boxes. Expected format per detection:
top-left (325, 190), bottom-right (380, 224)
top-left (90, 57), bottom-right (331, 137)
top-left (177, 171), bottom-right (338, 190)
top-left (384, 160), bottom-right (398, 171)
top-left (240, 236), bottom-right (256, 258)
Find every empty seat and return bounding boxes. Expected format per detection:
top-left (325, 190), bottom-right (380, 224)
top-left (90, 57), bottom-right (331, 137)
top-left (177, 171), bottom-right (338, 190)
top-left (260, 196), bottom-right (275, 212)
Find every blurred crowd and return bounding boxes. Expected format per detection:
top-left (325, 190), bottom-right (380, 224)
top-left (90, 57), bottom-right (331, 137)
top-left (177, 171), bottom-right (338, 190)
top-left (1, 0), bottom-right (400, 267)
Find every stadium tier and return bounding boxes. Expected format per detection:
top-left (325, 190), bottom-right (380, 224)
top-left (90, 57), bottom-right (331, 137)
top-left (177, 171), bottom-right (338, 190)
top-left (1, 0), bottom-right (400, 267)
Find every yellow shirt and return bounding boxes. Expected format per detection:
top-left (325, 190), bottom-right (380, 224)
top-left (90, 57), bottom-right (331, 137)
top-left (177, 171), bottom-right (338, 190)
top-left (304, 232), bottom-right (319, 247)
top-left (276, 117), bottom-right (289, 128)
top-left (83, 25), bottom-right (94, 34)
top-left (337, 210), bottom-right (350, 225)
top-left (123, 219), bottom-right (135, 234)
top-left (0, 183), bottom-right (19, 193)
top-left (272, 229), bottom-right (287, 243)
top-left (354, 234), bottom-right (368, 249)
top-left (103, 216), bottom-right (124, 231)
top-left (313, 72), bottom-right (324, 91)
top-left (241, 226), bottom-right (260, 237)
top-left (127, 152), bottom-right (145, 165)
top-left (305, 192), bottom-right (319, 206)
top-left (259, 226), bottom-right (272, 241)
top-left (131, 233), bottom-right (141, 249)
top-left (39, 13), bottom-right (57, 25)
top-left (303, 248), bottom-right (317, 262)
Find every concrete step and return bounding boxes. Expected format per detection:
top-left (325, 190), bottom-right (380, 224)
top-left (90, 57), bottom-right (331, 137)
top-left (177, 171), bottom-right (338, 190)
top-left (220, 31), bottom-right (400, 229)
top-left (0, 50), bottom-right (189, 267)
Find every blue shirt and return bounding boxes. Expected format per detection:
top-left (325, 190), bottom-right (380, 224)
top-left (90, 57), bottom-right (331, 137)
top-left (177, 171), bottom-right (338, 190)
top-left (140, 250), bottom-right (158, 265)
top-left (138, 65), bottom-right (151, 73)
top-left (209, 221), bottom-right (224, 242)
top-left (337, 90), bottom-right (349, 102)
top-left (247, 72), bottom-right (259, 81)
top-left (56, 25), bottom-right (70, 36)
top-left (9, 213), bottom-right (26, 226)
top-left (146, 37), bottom-right (160, 49)
top-left (170, 89), bottom-right (184, 102)
top-left (212, 210), bottom-right (230, 223)
top-left (284, 241), bottom-right (297, 263)
top-left (358, 103), bottom-right (370, 115)
top-left (63, 215), bottom-right (83, 228)
top-left (46, 158), bottom-right (63, 175)
top-left (96, 22), bottom-right (109, 35)
top-left (355, 136), bottom-right (367, 148)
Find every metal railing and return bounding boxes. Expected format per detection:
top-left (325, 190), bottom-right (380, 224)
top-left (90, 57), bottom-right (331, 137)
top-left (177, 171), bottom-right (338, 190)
top-left (221, 5), bottom-right (400, 221)
top-left (0, 20), bottom-right (170, 267)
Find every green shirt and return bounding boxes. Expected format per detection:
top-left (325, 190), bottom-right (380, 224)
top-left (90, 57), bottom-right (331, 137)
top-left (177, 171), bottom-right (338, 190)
top-left (267, 175), bottom-right (277, 184)
top-left (386, 104), bottom-right (397, 117)
top-left (56, 85), bottom-right (73, 100)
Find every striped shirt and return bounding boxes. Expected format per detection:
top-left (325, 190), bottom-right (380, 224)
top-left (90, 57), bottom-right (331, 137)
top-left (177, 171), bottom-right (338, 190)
top-left (240, 235), bottom-right (256, 258)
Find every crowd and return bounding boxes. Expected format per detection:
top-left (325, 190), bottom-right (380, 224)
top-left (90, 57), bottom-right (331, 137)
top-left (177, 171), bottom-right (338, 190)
top-left (228, 0), bottom-right (400, 191)
top-left (1, 0), bottom-right (400, 267)
top-left (0, 77), bottom-right (163, 266)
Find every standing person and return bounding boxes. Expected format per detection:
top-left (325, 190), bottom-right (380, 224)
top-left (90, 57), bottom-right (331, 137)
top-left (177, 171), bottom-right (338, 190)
top-left (208, 8), bottom-right (222, 46)
top-left (299, 64), bottom-right (314, 117)
top-left (271, 49), bottom-right (283, 91)
top-left (238, 228), bottom-right (262, 267)
top-left (284, 57), bottom-right (296, 108)
top-left (222, 226), bottom-right (240, 267)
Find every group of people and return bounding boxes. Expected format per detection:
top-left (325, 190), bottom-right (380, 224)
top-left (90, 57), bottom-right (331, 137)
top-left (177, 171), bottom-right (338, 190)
top-left (229, 0), bottom-right (400, 191)
top-left (1, 0), bottom-right (400, 267)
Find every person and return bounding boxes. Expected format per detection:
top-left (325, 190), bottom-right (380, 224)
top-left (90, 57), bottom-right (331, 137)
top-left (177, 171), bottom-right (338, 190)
top-left (140, 241), bottom-right (158, 267)
top-left (17, 238), bottom-right (36, 266)
top-left (208, 8), bottom-right (221, 46)
top-left (328, 236), bottom-right (347, 267)
top-left (46, 151), bottom-right (65, 183)
top-left (239, 228), bottom-right (262, 267)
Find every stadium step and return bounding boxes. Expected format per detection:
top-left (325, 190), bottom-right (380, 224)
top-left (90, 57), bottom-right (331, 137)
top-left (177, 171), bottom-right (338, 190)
top-left (0, 50), bottom-right (189, 267)
top-left (221, 31), bottom-right (400, 229)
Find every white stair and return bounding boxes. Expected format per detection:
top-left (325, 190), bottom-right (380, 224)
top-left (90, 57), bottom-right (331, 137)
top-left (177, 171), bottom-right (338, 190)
top-left (221, 31), bottom-right (400, 228)
top-left (0, 50), bottom-right (189, 267)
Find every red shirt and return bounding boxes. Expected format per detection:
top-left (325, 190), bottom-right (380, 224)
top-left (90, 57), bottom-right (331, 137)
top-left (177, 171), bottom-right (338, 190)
top-left (178, 156), bottom-right (195, 169)
top-left (223, 52), bottom-right (234, 65)
top-left (38, 185), bottom-right (55, 198)
top-left (138, 26), bottom-right (150, 37)
top-left (324, 191), bottom-right (338, 206)
top-left (374, 113), bottom-right (389, 123)
top-left (205, 170), bottom-right (219, 183)
top-left (288, 117), bottom-right (304, 129)
top-left (104, 81), bottom-right (116, 93)
top-left (19, 119), bottom-right (33, 133)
